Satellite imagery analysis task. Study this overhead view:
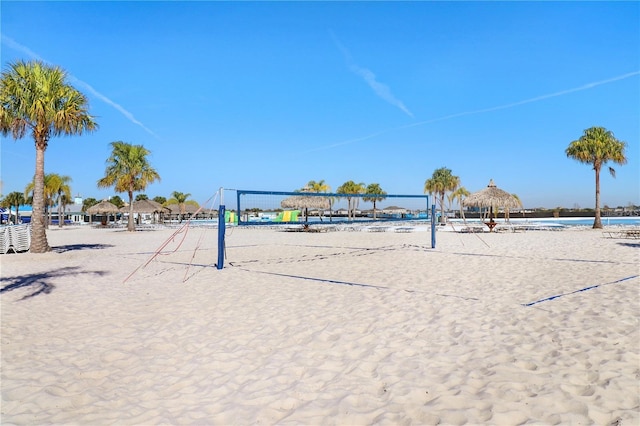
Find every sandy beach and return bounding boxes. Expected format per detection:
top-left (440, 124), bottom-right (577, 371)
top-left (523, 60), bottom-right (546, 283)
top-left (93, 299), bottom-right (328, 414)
top-left (1, 224), bottom-right (638, 425)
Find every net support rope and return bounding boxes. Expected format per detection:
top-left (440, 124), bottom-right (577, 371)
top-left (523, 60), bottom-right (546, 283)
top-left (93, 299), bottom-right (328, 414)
top-left (123, 190), bottom-right (220, 284)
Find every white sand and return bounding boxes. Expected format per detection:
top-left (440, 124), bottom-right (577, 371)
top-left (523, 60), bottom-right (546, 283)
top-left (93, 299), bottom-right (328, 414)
top-left (1, 225), bottom-right (638, 425)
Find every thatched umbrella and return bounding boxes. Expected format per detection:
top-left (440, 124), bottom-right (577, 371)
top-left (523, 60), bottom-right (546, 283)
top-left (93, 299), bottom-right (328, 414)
top-left (462, 179), bottom-right (520, 231)
top-left (281, 195), bottom-right (330, 223)
top-left (87, 200), bottom-right (120, 225)
top-left (121, 199), bottom-right (170, 224)
top-left (121, 199), bottom-right (169, 213)
top-left (165, 202), bottom-right (201, 222)
top-left (166, 202), bottom-right (199, 215)
top-left (87, 200), bottom-right (120, 215)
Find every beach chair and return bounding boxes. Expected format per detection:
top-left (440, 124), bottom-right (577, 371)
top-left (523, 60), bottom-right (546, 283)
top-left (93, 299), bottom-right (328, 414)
top-left (623, 229), bottom-right (640, 239)
top-left (603, 229), bottom-right (640, 239)
top-left (0, 227), bottom-right (9, 254)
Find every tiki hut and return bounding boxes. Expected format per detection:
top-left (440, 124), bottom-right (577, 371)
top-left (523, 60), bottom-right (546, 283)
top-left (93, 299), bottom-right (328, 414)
top-left (281, 195), bottom-right (330, 223)
top-left (86, 200), bottom-right (120, 225)
top-left (121, 200), bottom-right (170, 224)
top-left (462, 179), bottom-right (520, 231)
top-left (166, 203), bottom-right (200, 221)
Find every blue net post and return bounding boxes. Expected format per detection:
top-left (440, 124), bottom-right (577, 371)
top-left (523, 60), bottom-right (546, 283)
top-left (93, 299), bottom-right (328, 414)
top-left (431, 204), bottom-right (436, 249)
top-left (217, 188), bottom-right (226, 270)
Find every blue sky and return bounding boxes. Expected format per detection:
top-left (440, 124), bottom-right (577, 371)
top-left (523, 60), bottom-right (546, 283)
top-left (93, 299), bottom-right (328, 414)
top-left (1, 1), bottom-right (638, 209)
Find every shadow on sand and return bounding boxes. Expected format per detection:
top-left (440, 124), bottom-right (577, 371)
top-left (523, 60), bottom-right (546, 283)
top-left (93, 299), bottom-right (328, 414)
top-left (617, 241), bottom-right (640, 249)
top-left (52, 243), bottom-right (114, 253)
top-left (0, 266), bottom-right (109, 300)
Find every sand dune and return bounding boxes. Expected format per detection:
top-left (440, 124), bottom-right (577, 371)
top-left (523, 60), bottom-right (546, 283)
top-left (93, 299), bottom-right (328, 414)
top-left (1, 225), bottom-right (638, 425)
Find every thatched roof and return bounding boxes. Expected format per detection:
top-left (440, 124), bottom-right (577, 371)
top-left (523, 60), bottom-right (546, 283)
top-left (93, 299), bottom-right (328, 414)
top-left (165, 203), bottom-right (200, 215)
top-left (281, 195), bottom-right (330, 210)
top-left (462, 179), bottom-right (520, 209)
top-left (86, 200), bottom-right (120, 214)
top-left (121, 199), bottom-right (170, 214)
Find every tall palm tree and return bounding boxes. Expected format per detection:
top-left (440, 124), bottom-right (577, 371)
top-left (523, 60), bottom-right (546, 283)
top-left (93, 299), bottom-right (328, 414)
top-left (336, 180), bottom-right (365, 220)
top-left (168, 191), bottom-right (192, 222)
top-left (363, 183), bottom-right (387, 219)
top-left (448, 186), bottom-right (470, 222)
top-left (0, 60), bottom-right (97, 252)
top-left (97, 141), bottom-right (161, 232)
top-left (1, 191), bottom-right (26, 224)
top-left (424, 167), bottom-right (460, 224)
top-left (566, 126), bottom-right (628, 229)
top-left (25, 173), bottom-right (71, 228)
top-left (52, 174), bottom-right (72, 227)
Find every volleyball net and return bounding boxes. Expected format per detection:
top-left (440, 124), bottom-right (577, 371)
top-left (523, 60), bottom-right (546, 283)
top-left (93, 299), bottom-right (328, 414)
top-left (123, 188), bottom-right (434, 278)
top-left (234, 190), bottom-right (430, 226)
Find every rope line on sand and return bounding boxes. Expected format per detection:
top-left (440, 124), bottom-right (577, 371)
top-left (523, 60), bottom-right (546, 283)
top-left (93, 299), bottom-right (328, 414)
top-left (230, 264), bottom-right (480, 301)
top-left (522, 275), bottom-right (639, 307)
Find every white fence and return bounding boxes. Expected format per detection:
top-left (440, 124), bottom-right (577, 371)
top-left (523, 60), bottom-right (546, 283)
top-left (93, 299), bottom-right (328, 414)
top-left (0, 224), bottom-right (32, 254)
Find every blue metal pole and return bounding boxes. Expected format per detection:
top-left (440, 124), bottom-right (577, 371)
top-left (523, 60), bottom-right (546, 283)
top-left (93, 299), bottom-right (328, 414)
top-left (217, 205), bottom-right (225, 269)
top-left (431, 204), bottom-right (436, 249)
top-left (217, 188), bottom-right (226, 270)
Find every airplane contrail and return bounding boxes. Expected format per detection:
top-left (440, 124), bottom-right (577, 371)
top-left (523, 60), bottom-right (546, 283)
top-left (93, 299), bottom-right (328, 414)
top-left (307, 70), bottom-right (640, 152)
top-left (1, 34), bottom-right (160, 139)
top-left (330, 30), bottom-right (414, 118)
top-left (400, 71), bottom-right (640, 131)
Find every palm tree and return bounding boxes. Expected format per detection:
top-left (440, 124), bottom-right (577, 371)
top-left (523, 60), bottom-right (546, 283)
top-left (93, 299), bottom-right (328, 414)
top-left (566, 126), bottom-right (628, 228)
top-left (336, 180), bottom-right (365, 220)
top-left (448, 186), bottom-right (470, 222)
top-left (97, 141), bottom-right (161, 232)
top-left (25, 173), bottom-right (71, 228)
top-left (424, 167), bottom-right (460, 224)
top-left (305, 180), bottom-right (331, 193)
top-left (305, 179), bottom-right (333, 220)
top-left (363, 183), bottom-right (387, 219)
top-left (52, 175), bottom-right (72, 227)
top-left (167, 191), bottom-right (192, 222)
top-left (1, 191), bottom-right (26, 224)
top-left (0, 60), bottom-right (97, 252)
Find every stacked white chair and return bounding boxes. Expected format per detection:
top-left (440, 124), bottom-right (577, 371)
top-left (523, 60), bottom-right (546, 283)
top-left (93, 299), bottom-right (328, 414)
top-left (0, 226), bottom-right (10, 254)
top-left (2, 224), bottom-right (31, 253)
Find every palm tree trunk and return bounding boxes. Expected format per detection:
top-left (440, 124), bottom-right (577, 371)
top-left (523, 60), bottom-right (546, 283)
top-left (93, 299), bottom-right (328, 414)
top-left (58, 199), bottom-right (63, 228)
top-left (31, 144), bottom-right (50, 252)
top-left (127, 190), bottom-right (135, 232)
top-left (593, 165), bottom-right (602, 228)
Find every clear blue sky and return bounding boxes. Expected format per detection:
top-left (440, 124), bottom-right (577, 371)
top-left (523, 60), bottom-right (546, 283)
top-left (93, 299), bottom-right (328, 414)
top-left (1, 1), bottom-right (638, 209)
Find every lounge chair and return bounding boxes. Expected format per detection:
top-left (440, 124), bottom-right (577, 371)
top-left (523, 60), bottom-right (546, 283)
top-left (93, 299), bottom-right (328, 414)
top-left (603, 229), bottom-right (640, 239)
